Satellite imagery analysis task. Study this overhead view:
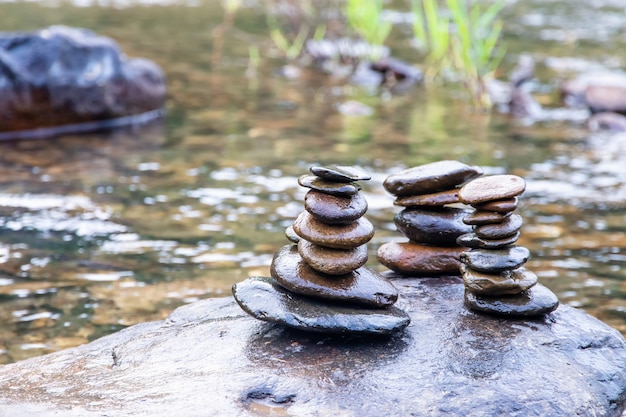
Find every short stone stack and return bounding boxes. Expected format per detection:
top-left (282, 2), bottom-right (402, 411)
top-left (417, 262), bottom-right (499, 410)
top-left (457, 174), bottom-right (559, 316)
top-left (377, 160), bottom-right (483, 275)
top-left (233, 165), bottom-right (410, 335)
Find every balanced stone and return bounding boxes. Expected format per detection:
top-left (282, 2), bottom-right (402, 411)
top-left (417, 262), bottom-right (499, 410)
top-left (285, 225), bottom-right (300, 243)
top-left (464, 283), bottom-right (559, 317)
top-left (233, 277), bottom-right (409, 334)
top-left (293, 212), bottom-right (374, 249)
top-left (394, 188), bottom-right (460, 207)
top-left (383, 160), bottom-right (483, 197)
top-left (377, 241), bottom-right (464, 275)
top-left (298, 240), bottom-right (368, 275)
top-left (271, 245), bottom-right (397, 307)
top-left (460, 246), bottom-right (531, 273)
top-left (459, 174), bottom-right (526, 205)
top-left (304, 190), bottom-right (367, 224)
top-left (456, 232), bottom-right (521, 249)
top-left (473, 197), bottom-right (519, 213)
top-left (309, 165), bottom-right (372, 182)
top-left (395, 207), bottom-right (472, 246)
top-left (461, 264), bottom-right (537, 295)
top-left (474, 214), bottom-right (523, 240)
top-left (298, 175), bottom-right (361, 196)
top-left (463, 210), bottom-right (512, 225)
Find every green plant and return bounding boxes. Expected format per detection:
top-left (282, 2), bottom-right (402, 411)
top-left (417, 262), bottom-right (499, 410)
top-left (345, 0), bottom-right (392, 60)
top-left (265, 4), bottom-right (326, 61)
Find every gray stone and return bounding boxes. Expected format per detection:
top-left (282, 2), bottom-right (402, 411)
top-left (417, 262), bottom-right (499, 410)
top-left (285, 225), bottom-right (300, 243)
top-left (0, 277), bottom-right (624, 416)
top-left (298, 175), bottom-right (361, 196)
top-left (459, 175), bottom-right (526, 205)
top-left (474, 214), bottom-right (523, 240)
top-left (394, 188), bottom-right (460, 207)
top-left (461, 264), bottom-right (537, 295)
top-left (457, 232), bottom-right (520, 249)
top-left (465, 283), bottom-right (559, 317)
top-left (463, 209), bottom-right (512, 225)
top-left (383, 160), bottom-right (483, 197)
top-left (233, 276), bottom-right (408, 333)
top-left (293, 212), bottom-right (374, 249)
top-left (298, 240), bottom-right (368, 275)
top-left (304, 190), bottom-right (368, 225)
top-left (460, 246), bottom-right (531, 273)
top-left (309, 165), bottom-right (371, 182)
top-left (395, 207), bottom-right (472, 246)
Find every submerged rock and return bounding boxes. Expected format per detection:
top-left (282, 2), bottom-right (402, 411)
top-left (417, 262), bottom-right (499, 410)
top-left (0, 277), bottom-right (625, 416)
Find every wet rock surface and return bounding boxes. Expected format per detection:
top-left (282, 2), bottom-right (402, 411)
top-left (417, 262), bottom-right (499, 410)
top-left (0, 25), bottom-right (166, 136)
top-left (1, 277), bottom-right (626, 417)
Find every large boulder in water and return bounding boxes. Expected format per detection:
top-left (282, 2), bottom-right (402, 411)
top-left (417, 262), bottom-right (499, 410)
top-left (0, 276), bottom-right (625, 416)
top-left (0, 25), bottom-right (166, 138)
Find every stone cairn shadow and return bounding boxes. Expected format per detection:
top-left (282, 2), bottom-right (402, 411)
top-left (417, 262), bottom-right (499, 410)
top-left (233, 165), bottom-right (410, 335)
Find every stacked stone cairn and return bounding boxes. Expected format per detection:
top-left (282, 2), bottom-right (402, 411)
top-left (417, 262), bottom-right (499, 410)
top-left (457, 174), bottom-right (559, 316)
top-left (377, 160), bottom-right (483, 276)
top-left (233, 165), bottom-right (410, 335)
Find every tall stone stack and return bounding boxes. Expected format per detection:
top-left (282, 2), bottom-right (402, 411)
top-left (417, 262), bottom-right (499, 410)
top-left (377, 160), bottom-right (483, 275)
top-left (233, 165), bottom-right (410, 335)
top-left (457, 174), bottom-right (559, 316)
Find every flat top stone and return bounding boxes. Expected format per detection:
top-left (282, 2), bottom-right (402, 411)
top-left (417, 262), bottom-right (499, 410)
top-left (459, 175), bottom-right (526, 205)
top-left (309, 165), bottom-right (371, 182)
top-left (383, 160), bottom-right (483, 197)
top-left (0, 279), bottom-right (625, 417)
top-left (298, 175), bottom-right (361, 196)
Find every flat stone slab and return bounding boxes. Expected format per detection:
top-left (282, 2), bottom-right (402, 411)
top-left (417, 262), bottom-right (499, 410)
top-left (0, 278), bottom-right (625, 417)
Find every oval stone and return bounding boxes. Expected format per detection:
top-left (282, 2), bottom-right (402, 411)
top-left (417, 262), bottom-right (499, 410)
top-left (456, 232), bottom-right (521, 249)
top-left (463, 210), bottom-right (512, 225)
top-left (309, 165), bottom-right (371, 182)
top-left (394, 188), bottom-right (460, 207)
top-left (459, 175), bottom-right (526, 205)
top-left (475, 214), bottom-right (523, 240)
top-left (298, 175), bottom-right (361, 196)
top-left (304, 190), bottom-right (367, 225)
top-left (461, 264), bottom-right (537, 295)
top-left (377, 241), bottom-right (465, 275)
top-left (473, 197), bottom-right (519, 213)
top-left (394, 207), bottom-right (472, 246)
top-left (298, 240), bottom-right (368, 275)
top-left (285, 226), bottom-right (300, 243)
top-left (464, 283), bottom-right (559, 317)
top-left (383, 160), bottom-right (483, 197)
top-left (293, 212), bottom-right (374, 249)
top-left (233, 276), bottom-right (410, 334)
top-left (270, 245), bottom-right (398, 307)
top-left (460, 246), bottom-right (530, 273)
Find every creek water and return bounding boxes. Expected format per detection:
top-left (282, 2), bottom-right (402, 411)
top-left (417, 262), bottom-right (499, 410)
top-left (0, 0), bottom-right (625, 363)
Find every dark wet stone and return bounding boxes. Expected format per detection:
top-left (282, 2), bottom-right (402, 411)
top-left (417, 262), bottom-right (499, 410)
top-left (233, 276), bottom-right (408, 334)
top-left (298, 175), bottom-right (361, 196)
top-left (588, 112), bottom-right (626, 132)
top-left (463, 210), bottom-right (512, 225)
top-left (459, 175), bottom-right (526, 205)
top-left (461, 264), bottom-right (537, 296)
top-left (460, 246), bottom-right (530, 273)
top-left (383, 160), bottom-right (483, 197)
top-left (394, 207), bottom-right (472, 246)
top-left (585, 85), bottom-right (626, 115)
top-left (304, 190), bottom-right (367, 225)
top-left (465, 283), bottom-right (559, 317)
top-left (475, 214), bottom-right (523, 240)
top-left (285, 226), bottom-right (300, 243)
top-left (1, 278), bottom-right (624, 417)
top-left (298, 240), bottom-right (368, 275)
top-left (309, 165), bottom-right (371, 182)
top-left (473, 197), bottom-right (519, 213)
top-left (394, 188), bottom-right (460, 207)
top-left (271, 245), bottom-right (397, 307)
top-left (457, 232), bottom-right (521, 249)
top-left (293, 212), bottom-right (374, 249)
top-left (377, 241), bottom-right (464, 275)
top-left (0, 25), bottom-right (166, 135)
top-left (369, 57), bottom-right (424, 88)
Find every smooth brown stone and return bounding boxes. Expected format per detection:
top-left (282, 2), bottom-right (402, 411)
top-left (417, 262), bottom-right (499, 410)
top-left (459, 175), bottom-right (526, 205)
top-left (460, 246), bottom-right (530, 273)
top-left (383, 160), bottom-right (483, 197)
top-left (309, 165), bottom-right (371, 182)
top-left (304, 190), bottom-right (367, 225)
top-left (464, 283), bottom-right (559, 317)
top-left (298, 240), bottom-right (368, 275)
top-left (457, 232), bottom-right (521, 249)
top-left (298, 175), bottom-right (361, 196)
top-left (463, 210), bottom-right (512, 225)
top-left (394, 189), bottom-right (460, 207)
top-left (395, 207), bottom-right (472, 246)
top-left (475, 214), bottom-right (523, 240)
top-left (271, 245), bottom-right (398, 307)
top-left (377, 241), bottom-right (464, 275)
top-left (461, 264), bottom-right (537, 295)
top-left (293, 212), bottom-right (374, 249)
top-left (473, 197), bottom-right (519, 213)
